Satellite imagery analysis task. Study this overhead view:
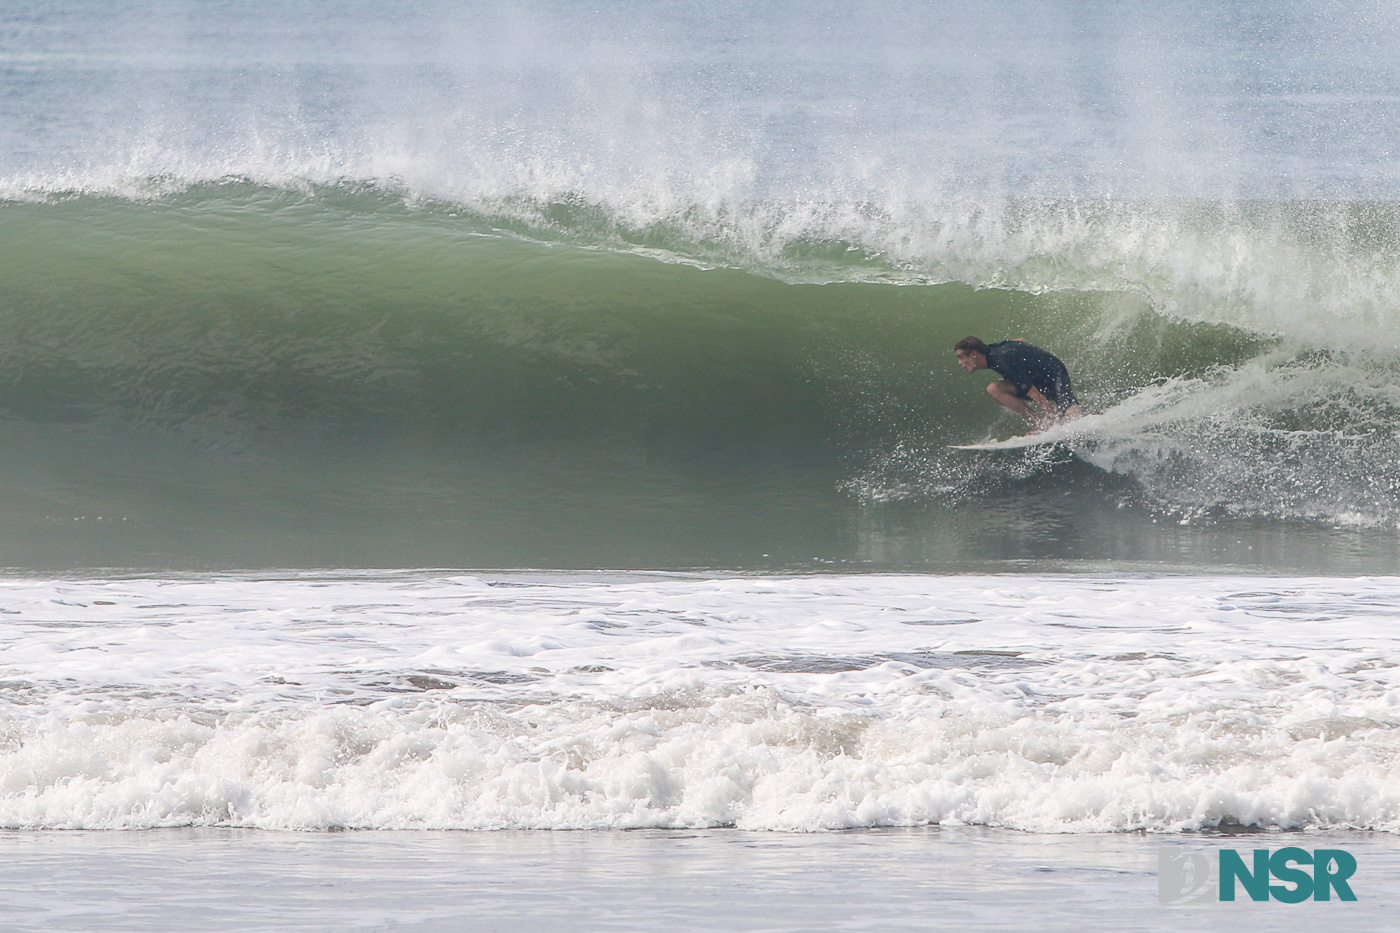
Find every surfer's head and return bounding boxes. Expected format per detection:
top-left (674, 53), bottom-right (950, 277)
top-left (954, 336), bottom-right (989, 372)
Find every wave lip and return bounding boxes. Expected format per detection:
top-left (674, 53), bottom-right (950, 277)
top-left (11, 182), bottom-right (1400, 348)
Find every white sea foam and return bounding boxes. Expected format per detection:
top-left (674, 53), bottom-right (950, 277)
top-left (2, 572), bottom-right (1399, 833)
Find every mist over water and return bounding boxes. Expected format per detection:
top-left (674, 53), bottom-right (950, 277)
top-left (4, 1), bottom-right (1400, 570)
top-left (8, 0), bottom-right (1400, 199)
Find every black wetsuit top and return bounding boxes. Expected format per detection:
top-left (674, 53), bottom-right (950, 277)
top-left (984, 341), bottom-right (1077, 413)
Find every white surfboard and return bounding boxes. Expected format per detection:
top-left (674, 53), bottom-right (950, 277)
top-left (949, 415), bottom-right (1102, 451)
top-left (950, 434), bottom-right (1063, 451)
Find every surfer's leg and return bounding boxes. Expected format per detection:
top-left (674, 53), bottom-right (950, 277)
top-left (986, 380), bottom-right (1037, 420)
top-left (1046, 365), bottom-right (1079, 420)
top-left (1038, 368), bottom-right (1081, 424)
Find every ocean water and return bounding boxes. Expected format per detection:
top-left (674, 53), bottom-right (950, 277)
top-left (4, 1), bottom-right (1400, 929)
top-left (6, 827), bottom-right (1400, 932)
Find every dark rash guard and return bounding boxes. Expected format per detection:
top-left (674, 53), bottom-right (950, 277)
top-left (984, 341), bottom-right (1077, 413)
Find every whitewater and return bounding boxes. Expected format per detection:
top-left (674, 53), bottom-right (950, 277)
top-left (5, 571), bottom-right (1400, 835)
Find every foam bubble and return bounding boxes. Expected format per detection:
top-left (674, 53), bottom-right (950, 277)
top-left (2, 573), bottom-right (1400, 832)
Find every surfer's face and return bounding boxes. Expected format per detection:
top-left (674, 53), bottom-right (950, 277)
top-left (955, 349), bottom-right (985, 372)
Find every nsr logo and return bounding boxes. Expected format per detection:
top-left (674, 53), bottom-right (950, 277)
top-left (1159, 847), bottom-right (1358, 904)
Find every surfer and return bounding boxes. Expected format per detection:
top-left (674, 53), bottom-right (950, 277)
top-left (953, 336), bottom-right (1082, 431)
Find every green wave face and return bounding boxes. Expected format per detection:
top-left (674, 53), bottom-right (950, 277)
top-left (0, 186), bottom-right (1396, 571)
